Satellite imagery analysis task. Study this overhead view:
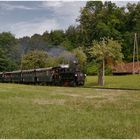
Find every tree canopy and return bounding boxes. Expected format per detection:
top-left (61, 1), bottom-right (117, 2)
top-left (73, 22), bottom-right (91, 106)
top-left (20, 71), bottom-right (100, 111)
top-left (89, 38), bottom-right (123, 85)
top-left (0, 32), bottom-right (20, 71)
top-left (21, 50), bottom-right (48, 70)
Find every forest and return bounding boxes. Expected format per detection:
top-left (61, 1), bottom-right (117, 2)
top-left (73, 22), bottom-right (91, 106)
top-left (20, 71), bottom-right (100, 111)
top-left (0, 1), bottom-right (140, 75)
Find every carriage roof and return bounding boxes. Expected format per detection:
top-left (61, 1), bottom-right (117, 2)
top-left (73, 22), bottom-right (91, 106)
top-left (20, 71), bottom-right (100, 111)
top-left (35, 67), bottom-right (52, 72)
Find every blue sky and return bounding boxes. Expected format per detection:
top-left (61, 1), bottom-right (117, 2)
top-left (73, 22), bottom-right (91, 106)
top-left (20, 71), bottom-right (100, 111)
top-left (0, 1), bottom-right (138, 38)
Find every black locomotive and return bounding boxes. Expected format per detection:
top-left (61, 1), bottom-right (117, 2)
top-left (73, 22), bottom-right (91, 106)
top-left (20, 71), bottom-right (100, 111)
top-left (0, 64), bottom-right (86, 86)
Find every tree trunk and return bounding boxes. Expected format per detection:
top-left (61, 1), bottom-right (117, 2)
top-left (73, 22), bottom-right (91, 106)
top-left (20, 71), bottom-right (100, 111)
top-left (98, 59), bottom-right (105, 86)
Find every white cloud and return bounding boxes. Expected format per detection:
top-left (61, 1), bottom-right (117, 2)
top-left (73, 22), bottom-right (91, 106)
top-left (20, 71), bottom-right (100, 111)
top-left (41, 1), bottom-right (85, 25)
top-left (0, 2), bottom-right (37, 11)
top-left (1, 18), bottom-right (60, 38)
top-left (42, 1), bottom-right (64, 8)
top-left (0, 1), bottom-right (86, 38)
top-left (42, 1), bottom-right (85, 15)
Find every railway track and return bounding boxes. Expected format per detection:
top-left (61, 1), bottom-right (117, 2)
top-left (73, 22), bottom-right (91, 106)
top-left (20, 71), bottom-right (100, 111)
top-left (83, 86), bottom-right (140, 91)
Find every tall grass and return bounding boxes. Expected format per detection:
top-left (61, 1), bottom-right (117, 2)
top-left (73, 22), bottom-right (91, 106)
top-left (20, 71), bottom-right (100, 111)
top-left (0, 83), bottom-right (139, 138)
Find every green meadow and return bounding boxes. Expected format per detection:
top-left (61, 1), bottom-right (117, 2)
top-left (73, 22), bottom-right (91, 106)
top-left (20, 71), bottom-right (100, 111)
top-left (85, 75), bottom-right (140, 89)
top-left (0, 76), bottom-right (140, 138)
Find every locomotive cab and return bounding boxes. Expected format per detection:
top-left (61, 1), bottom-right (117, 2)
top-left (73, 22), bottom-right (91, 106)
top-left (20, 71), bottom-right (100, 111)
top-left (75, 71), bottom-right (86, 86)
top-left (52, 64), bottom-right (86, 86)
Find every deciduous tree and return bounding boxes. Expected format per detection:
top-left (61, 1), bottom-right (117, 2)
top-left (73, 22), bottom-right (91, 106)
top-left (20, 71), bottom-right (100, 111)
top-left (21, 50), bottom-right (48, 70)
top-left (89, 38), bottom-right (123, 86)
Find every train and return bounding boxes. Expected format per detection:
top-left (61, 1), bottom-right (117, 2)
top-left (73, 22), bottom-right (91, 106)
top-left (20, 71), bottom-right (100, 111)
top-left (0, 64), bottom-right (86, 86)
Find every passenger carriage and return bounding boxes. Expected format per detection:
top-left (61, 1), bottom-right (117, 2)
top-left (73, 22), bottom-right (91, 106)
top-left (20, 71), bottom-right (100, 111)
top-left (10, 70), bottom-right (22, 83)
top-left (0, 72), bottom-right (3, 82)
top-left (35, 67), bottom-right (53, 84)
top-left (22, 69), bottom-right (36, 84)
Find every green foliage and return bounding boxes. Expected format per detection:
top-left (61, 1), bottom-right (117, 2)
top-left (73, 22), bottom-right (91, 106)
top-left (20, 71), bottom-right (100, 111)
top-left (49, 30), bottom-right (65, 45)
top-left (121, 2), bottom-right (140, 61)
top-left (61, 38), bottom-right (73, 51)
top-left (21, 50), bottom-right (48, 70)
top-left (105, 65), bottom-right (112, 75)
top-left (78, 1), bottom-right (124, 46)
top-left (89, 38), bottom-right (123, 85)
top-left (65, 25), bottom-right (80, 48)
top-left (89, 38), bottom-right (123, 63)
top-left (42, 31), bottom-right (49, 42)
top-left (86, 62), bottom-right (98, 75)
top-left (0, 48), bottom-right (8, 71)
top-left (45, 56), bottom-right (60, 67)
top-left (86, 62), bottom-right (112, 76)
top-left (78, 1), bottom-right (140, 62)
top-left (0, 32), bottom-right (16, 48)
top-left (0, 32), bottom-right (19, 71)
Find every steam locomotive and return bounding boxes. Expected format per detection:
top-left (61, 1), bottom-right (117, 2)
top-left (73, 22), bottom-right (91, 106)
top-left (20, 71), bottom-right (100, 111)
top-left (0, 64), bottom-right (86, 86)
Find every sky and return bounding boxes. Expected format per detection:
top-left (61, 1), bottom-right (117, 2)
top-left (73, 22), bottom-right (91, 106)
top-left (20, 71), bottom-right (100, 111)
top-left (0, 1), bottom-right (138, 38)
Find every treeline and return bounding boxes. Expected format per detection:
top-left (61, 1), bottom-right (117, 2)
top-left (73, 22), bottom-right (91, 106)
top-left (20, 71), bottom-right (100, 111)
top-left (0, 1), bottom-right (140, 74)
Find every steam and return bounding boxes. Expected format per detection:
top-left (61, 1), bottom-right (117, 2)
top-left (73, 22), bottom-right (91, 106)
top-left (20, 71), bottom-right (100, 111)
top-left (19, 38), bottom-right (77, 63)
top-left (46, 46), bottom-right (77, 63)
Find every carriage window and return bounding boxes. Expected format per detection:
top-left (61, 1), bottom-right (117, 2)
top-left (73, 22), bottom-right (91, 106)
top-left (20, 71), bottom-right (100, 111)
top-left (47, 70), bottom-right (51, 75)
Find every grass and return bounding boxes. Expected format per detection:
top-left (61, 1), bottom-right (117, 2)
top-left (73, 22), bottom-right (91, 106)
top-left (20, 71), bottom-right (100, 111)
top-left (85, 75), bottom-right (140, 89)
top-left (0, 83), bottom-right (140, 138)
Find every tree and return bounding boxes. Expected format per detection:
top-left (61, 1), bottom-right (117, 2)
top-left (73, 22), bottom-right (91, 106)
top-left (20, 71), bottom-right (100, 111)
top-left (89, 38), bottom-right (123, 86)
top-left (0, 32), bottom-right (19, 71)
top-left (21, 50), bottom-right (48, 70)
top-left (78, 1), bottom-right (125, 47)
top-left (28, 34), bottom-right (49, 51)
top-left (0, 48), bottom-right (9, 71)
top-left (49, 30), bottom-right (65, 45)
top-left (61, 38), bottom-right (73, 51)
top-left (65, 25), bottom-right (79, 49)
top-left (0, 48), bottom-right (17, 71)
top-left (45, 56), bottom-right (60, 67)
top-left (42, 31), bottom-right (50, 42)
top-left (121, 2), bottom-right (140, 61)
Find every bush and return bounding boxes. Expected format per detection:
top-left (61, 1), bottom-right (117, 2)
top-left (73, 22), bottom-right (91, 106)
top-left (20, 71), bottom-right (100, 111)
top-left (86, 62), bottom-right (112, 76)
top-left (86, 62), bottom-right (98, 75)
top-left (105, 65), bottom-right (112, 75)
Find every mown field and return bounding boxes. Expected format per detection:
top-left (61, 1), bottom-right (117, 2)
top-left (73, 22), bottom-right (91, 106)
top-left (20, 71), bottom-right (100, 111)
top-left (85, 75), bottom-right (140, 89)
top-left (0, 77), bottom-right (140, 138)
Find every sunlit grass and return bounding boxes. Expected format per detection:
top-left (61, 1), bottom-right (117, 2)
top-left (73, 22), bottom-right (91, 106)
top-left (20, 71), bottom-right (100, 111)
top-left (0, 83), bottom-right (140, 138)
top-left (85, 75), bottom-right (140, 89)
